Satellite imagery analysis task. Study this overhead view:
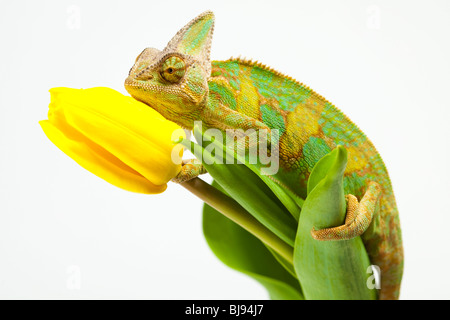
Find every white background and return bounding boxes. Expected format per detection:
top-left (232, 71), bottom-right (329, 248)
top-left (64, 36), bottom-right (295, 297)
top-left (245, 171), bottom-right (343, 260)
top-left (0, 0), bottom-right (449, 299)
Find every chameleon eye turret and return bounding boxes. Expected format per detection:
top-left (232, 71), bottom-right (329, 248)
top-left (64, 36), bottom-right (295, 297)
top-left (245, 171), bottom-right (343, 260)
top-left (160, 56), bottom-right (186, 83)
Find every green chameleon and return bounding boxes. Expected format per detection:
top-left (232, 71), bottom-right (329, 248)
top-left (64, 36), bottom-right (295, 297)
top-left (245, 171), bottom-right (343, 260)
top-left (124, 11), bottom-right (403, 300)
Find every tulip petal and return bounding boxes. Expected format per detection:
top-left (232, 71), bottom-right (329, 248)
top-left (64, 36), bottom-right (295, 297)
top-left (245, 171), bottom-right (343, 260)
top-left (48, 87), bottom-right (183, 186)
top-left (40, 120), bottom-right (166, 194)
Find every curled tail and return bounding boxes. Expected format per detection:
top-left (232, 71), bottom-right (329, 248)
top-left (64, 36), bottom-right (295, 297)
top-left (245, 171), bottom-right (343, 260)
top-left (362, 195), bottom-right (403, 300)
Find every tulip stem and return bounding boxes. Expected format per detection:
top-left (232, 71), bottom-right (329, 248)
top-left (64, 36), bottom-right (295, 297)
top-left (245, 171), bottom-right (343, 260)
top-left (180, 177), bottom-right (294, 265)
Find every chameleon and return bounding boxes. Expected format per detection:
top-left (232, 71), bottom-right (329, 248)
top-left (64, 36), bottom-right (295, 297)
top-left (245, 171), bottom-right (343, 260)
top-left (124, 11), bottom-right (403, 300)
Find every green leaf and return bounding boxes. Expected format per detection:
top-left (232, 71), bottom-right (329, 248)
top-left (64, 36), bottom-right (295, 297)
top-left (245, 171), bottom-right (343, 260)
top-left (203, 181), bottom-right (304, 300)
top-left (306, 144), bottom-right (347, 195)
top-left (193, 125), bottom-right (303, 220)
top-left (179, 130), bottom-right (297, 247)
top-left (293, 146), bottom-right (377, 300)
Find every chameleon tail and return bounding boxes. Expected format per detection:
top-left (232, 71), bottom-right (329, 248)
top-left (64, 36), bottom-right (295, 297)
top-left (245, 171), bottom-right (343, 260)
top-left (310, 181), bottom-right (403, 299)
top-left (310, 181), bottom-right (381, 240)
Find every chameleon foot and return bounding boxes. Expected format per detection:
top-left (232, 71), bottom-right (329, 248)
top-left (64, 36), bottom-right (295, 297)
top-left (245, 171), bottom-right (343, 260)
top-left (171, 159), bottom-right (207, 184)
top-left (311, 181), bottom-right (382, 241)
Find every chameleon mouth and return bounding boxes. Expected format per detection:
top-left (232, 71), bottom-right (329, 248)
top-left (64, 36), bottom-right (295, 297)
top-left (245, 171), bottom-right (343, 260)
top-left (124, 76), bottom-right (138, 88)
top-left (123, 79), bottom-right (162, 113)
top-left (124, 77), bottom-right (160, 92)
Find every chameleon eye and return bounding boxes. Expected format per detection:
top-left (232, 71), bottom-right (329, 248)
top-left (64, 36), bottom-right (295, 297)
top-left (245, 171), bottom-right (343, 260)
top-left (161, 56), bottom-right (185, 83)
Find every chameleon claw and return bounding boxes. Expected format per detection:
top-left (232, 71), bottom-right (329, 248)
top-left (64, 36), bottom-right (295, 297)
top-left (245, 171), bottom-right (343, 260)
top-left (311, 182), bottom-right (382, 241)
top-left (171, 159), bottom-right (207, 184)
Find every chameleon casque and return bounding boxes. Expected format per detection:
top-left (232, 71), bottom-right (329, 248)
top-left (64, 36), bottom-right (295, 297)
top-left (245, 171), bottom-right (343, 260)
top-left (124, 11), bottom-right (403, 300)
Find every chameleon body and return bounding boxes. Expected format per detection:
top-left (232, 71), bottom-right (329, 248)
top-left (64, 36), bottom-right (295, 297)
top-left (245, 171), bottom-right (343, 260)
top-left (125, 11), bottom-right (403, 300)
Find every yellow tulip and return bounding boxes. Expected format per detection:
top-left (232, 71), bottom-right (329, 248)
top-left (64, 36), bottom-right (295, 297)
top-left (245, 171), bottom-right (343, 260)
top-left (40, 87), bottom-right (184, 194)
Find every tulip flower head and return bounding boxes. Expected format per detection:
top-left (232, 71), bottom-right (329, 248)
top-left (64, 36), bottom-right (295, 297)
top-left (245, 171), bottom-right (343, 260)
top-left (40, 87), bottom-right (185, 194)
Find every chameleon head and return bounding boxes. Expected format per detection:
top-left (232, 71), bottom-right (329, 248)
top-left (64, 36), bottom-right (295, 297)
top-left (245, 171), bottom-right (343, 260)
top-left (124, 11), bottom-right (215, 129)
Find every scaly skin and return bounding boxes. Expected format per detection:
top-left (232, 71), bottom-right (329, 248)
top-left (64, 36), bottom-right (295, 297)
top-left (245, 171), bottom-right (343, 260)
top-left (124, 11), bottom-right (403, 300)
